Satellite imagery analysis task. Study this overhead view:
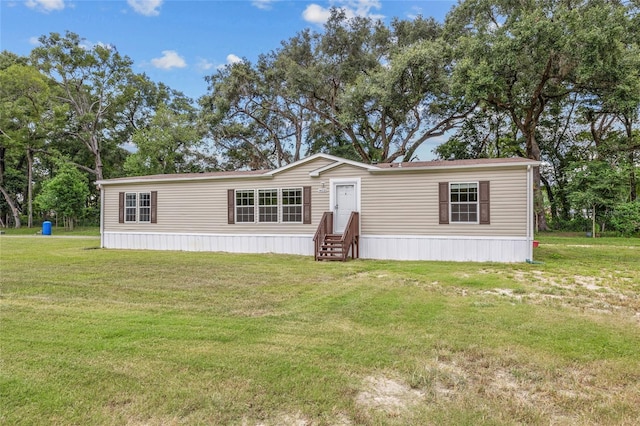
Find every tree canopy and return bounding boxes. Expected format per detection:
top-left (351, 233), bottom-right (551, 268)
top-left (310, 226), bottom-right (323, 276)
top-left (1, 1), bottom-right (638, 234)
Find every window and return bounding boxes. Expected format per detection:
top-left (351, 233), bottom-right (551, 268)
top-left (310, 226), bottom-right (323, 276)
top-left (228, 187), bottom-right (310, 224)
top-left (125, 193), bottom-right (137, 222)
top-left (258, 189), bottom-right (278, 222)
top-left (282, 188), bottom-right (303, 223)
top-left (236, 190), bottom-right (255, 223)
top-left (125, 192), bottom-right (152, 223)
top-left (450, 183), bottom-right (478, 223)
top-left (119, 191), bottom-right (156, 224)
top-left (139, 193), bottom-right (151, 222)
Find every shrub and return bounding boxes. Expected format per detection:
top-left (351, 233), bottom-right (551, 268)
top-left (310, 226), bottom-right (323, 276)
top-left (610, 202), bottom-right (640, 237)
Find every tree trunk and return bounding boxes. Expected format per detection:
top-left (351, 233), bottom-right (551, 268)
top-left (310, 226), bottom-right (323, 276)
top-left (0, 185), bottom-right (21, 228)
top-left (27, 148), bottom-right (33, 228)
top-left (526, 130), bottom-right (549, 231)
top-left (540, 173), bottom-right (557, 223)
top-left (95, 144), bottom-right (104, 182)
top-left (630, 162), bottom-right (637, 202)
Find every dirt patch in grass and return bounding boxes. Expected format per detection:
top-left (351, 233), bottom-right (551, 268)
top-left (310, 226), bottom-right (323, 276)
top-left (481, 270), bottom-right (640, 320)
top-left (407, 347), bottom-right (640, 424)
top-left (356, 375), bottom-right (425, 416)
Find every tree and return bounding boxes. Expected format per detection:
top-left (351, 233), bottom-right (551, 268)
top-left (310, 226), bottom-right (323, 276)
top-left (31, 32), bottom-right (135, 182)
top-left (202, 11), bottom-right (475, 168)
top-left (201, 58), bottom-right (310, 169)
top-left (566, 160), bottom-right (627, 237)
top-left (445, 0), bottom-right (634, 230)
top-left (278, 10), bottom-right (474, 164)
top-left (434, 107), bottom-right (521, 160)
top-left (124, 105), bottom-right (212, 176)
top-left (0, 62), bottom-right (56, 227)
top-left (610, 201), bottom-right (640, 236)
top-left (35, 161), bottom-right (89, 230)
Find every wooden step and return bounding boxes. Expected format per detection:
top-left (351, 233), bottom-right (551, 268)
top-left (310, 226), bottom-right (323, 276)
top-left (317, 253), bottom-right (346, 261)
top-left (321, 243), bottom-right (342, 248)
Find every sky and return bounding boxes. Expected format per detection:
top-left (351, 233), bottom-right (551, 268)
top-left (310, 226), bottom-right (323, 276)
top-left (1, 0), bottom-right (458, 159)
top-left (1, 0), bottom-right (457, 100)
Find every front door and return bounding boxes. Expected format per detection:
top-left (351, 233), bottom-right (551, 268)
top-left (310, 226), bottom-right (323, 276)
top-left (334, 183), bottom-right (356, 233)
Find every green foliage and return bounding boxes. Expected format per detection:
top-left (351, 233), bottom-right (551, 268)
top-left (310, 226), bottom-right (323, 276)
top-left (610, 201), bottom-right (640, 236)
top-left (124, 105), bottom-right (211, 176)
top-left (2, 2), bottom-right (638, 236)
top-left (201, 9), bottom-right (473, 167)
top-left (35, 161), bottom-right (90, 229)
top-left (30, 31), bottom-right (136, 181)
top-left (567, 161), bottom-right (627, 211)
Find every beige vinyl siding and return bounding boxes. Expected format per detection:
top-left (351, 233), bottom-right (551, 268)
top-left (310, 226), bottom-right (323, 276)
top-left (359, 167), bottom-right (528, 237)
top-left (103, 159), bottom-right (529, 238)
top-left (103, 158), bottom-right (334, 234)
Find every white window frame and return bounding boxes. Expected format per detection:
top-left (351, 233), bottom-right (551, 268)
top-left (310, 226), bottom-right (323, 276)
top-left (138, 192), bottom-right (151, 223)
top-left (125, 192), bottom-right (137, 223)
top-left (234, 188), bottom-right (307, 224)
top-left (125, 192), bottom-right (151, 223)
top-left (258, 188), bottom-right (279, 223)
top-left (281, 187), bottom-right (303, 223)
top-left (235, 189), bottom-right (255, 223)
top-left (450, 182), bottom-right (479, 224)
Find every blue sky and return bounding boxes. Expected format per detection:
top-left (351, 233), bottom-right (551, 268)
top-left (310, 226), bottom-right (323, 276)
top-left (1, 0), bottom-right (456, 101)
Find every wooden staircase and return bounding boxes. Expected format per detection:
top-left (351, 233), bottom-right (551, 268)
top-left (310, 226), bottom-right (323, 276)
top-left (313, 211), bottom-right (360, 261)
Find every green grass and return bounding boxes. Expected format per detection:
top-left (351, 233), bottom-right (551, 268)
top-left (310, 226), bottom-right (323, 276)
top-left (1, 236), bottom-right (639, 425)
top-left (1, 225), bottom-right (100, 236)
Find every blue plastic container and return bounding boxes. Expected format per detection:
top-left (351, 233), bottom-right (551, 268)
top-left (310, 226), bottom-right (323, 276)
top-left (42, 221), bottom-right (52, 236)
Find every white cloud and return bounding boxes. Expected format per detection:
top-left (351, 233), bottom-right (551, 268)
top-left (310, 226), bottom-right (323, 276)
top-left (302, 4), bottom-right (332, 24)
top-left (25, 0), bottom-right (65, 13)
top-left (226, 54), bottom-right (242, 65)
top-left (151, 50), bottom-right (187, 70)
top-left (196, 58), bottom-right (215, 72)
top-left (252, 0), bottom-right (275, 10)
top-left (29, 36), bottom-right (41, 45)
top-left (127, 0), bottom-right (163, 17)
top-left (302, 0), bottom-right (384, 25)
top-left (216, 54), bottom-right (244, 70)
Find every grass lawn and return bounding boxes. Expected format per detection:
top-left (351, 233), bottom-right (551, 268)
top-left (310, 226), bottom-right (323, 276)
top-left (1, 226), bottom-right (100, 236)
top-left (1, 235), bottom-right (639, 425)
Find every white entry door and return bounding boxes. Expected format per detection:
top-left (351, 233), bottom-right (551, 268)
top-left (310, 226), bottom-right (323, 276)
top-left (334, 183), bottom-right (357, 233)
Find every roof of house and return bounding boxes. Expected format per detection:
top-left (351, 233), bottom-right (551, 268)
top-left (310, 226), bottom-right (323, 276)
top-left (374, 157), bottom-right (535, 168)
top-left (96, 153), bottom-right (539, 186)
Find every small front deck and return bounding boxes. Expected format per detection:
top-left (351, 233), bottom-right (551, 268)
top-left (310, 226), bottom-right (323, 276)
top-left (313, 211), bottom-right (359, 261)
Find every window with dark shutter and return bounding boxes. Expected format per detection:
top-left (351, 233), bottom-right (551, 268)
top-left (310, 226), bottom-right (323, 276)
top-left (303, 186), bottom-right (312, 224)
top-left (479, 181), bottom-right (490, 225)
top-left (438, 182), bottom-right (449, 224)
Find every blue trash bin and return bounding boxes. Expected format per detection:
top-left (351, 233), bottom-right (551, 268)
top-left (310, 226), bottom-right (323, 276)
top-left (42, 221), bottom-right (52, 236)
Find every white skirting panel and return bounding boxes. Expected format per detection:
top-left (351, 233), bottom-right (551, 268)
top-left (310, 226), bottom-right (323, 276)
top-left (103, 232), bottom-right (315, 256)
top-left (102, 232), bottom-right (531, 262)
top-left (360, 235), bottom-right (530, 263)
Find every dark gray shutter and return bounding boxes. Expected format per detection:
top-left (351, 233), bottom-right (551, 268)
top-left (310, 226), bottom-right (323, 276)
top-left (303, 186), bottom-right (312, 224)
top-left (479, 181), bottom-right (490, 225)
top-left (438, 182), bottom-right (449, 225)
top-left (118, 192), bottom-right (124, 223)
top-left (150, 191), bottom-right (158, 224)
top-left (227, 189), bottom-right (235, 224)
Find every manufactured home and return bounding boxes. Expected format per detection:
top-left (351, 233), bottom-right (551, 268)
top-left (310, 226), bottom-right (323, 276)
top-left (96, 153), bottom-right (539, 262)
